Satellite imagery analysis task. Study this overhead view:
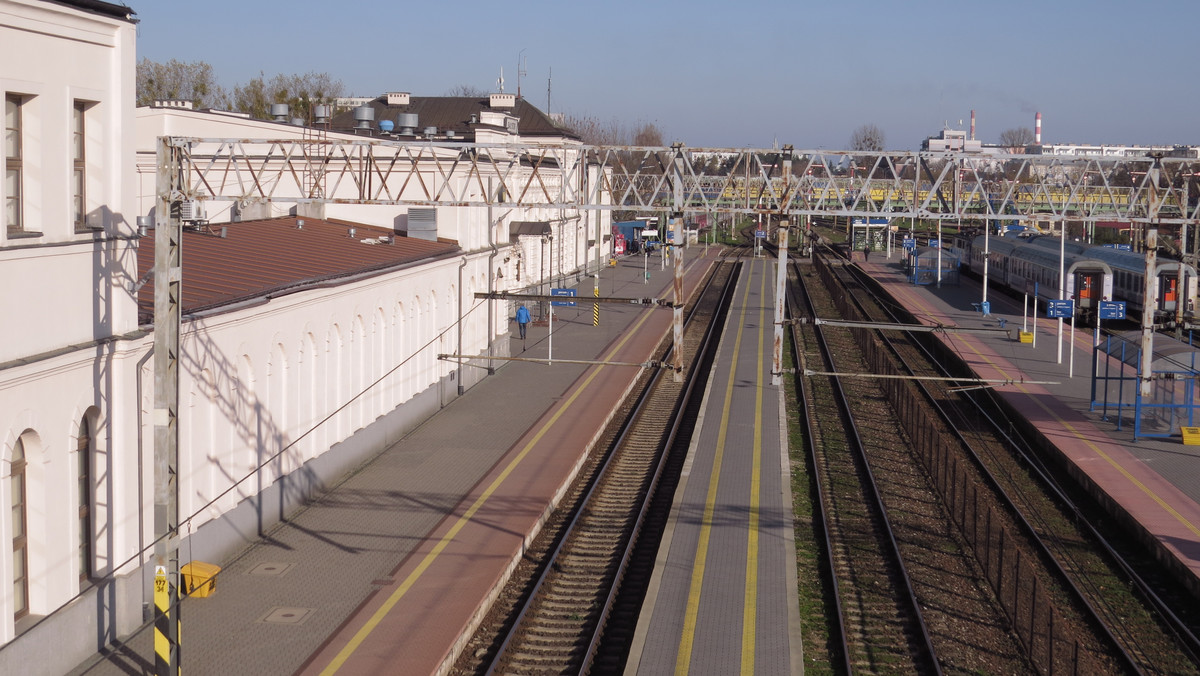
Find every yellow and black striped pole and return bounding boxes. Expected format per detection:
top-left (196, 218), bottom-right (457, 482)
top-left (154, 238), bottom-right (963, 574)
top-left (154, 565), bottom-right (180, 675)
top-left (593, 286), bottom-right (600, 326)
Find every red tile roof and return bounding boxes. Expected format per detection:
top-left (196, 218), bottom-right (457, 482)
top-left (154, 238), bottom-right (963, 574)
top-left (136, 216), bottom-right (459, 323)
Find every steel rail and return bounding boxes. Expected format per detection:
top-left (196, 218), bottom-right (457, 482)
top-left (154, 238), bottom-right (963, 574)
top-left (783, 258), bottom-right (854, 675)
top-left (483, 256), bottom-right (739, 675)
top-left (833, 249), bottom-right (1155, 673)
top-left (802, 254), bottom-right (944, 674)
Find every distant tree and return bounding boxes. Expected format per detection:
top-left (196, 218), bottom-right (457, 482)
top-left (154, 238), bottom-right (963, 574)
top-left (632, 122), bottom-right (664, 147)
top-left (231, 71), bottom-right (345, 122)
top-left (136, 58), bottom-right (228, 109)
top-left (444, 84), bottom-right (486, 97)
top-left (849, 124), bottom-right (885, 152)
top-left (999, 127), bottom-right (1034, 148)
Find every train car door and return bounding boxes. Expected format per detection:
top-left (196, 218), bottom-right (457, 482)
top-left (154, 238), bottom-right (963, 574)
top-left (1159, 274), bottom-right (1179, 312)
top-left (1073, 271), bottom-right (1099, 309)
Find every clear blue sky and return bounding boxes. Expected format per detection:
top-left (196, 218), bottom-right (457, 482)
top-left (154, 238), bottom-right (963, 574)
top-left (133, 0), bottom-right (1198, 151)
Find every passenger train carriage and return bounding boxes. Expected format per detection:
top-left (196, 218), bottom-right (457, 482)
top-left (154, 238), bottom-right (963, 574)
top-left (965, 234), bottom-right (1198, 324)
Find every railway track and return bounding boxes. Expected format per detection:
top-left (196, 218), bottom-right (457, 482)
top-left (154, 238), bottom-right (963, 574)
top-left (831, 246), bottom-right (1200, 674)
top-left (791, 250), bottom-right (969, 674)
top-left (452, 251), bottom-right (742, 675)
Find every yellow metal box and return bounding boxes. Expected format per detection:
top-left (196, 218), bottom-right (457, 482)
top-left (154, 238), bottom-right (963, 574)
top-left (1182, 427), bottom-right (1200, 446)
top-left (181, 561), bottom-right (221, 598)
top-left (1018, 331), bottom-right (1033, 344)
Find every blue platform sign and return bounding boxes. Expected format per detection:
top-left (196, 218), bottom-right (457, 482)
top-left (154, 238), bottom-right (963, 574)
top-left (1098, 300), bottom-right (1126, 320)
top-left (550, 288), bottom-right (577, 307)
top-left (1046, 299), bottom-right (1075, 318)
top-left (755, 229), bottom-right (766, 239)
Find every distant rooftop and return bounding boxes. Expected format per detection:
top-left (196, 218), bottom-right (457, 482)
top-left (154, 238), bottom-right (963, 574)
top-left (328, 93), bottom-right (578, 142)
top-left (135, 216), bottom-right (460, 323)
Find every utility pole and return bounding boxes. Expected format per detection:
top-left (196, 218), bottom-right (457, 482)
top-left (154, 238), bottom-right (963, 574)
top-left (152, 136), bottom-right (182, 676)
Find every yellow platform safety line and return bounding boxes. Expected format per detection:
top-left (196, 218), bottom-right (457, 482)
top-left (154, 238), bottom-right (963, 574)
top-left (320, 307), bottom-right (659, 676)
top-left (741, 266), bottom-right (767, 675)
top-left (677, 261), bottom-right (755, 674)
top-left (907, 292), bottom-right (1200, 541)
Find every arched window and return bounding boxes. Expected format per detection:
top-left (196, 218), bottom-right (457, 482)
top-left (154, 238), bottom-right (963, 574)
top-left (11, 437), bottom-right (28, 620)
top-left (77, 417), bottom-right (92, 582)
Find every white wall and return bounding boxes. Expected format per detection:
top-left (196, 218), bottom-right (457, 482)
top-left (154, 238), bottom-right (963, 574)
top-left (0, 0), bottom-right (139, 362)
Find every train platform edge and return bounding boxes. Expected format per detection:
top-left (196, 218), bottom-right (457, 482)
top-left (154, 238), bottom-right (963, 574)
top-left (860, 251), bottom-right (1200, 596)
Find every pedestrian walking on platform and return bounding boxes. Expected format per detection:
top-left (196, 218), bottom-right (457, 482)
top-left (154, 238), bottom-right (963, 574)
top-left (516, 304), bottom-right (530, 343)
top-left (862, 243), bottom-right (870, 262)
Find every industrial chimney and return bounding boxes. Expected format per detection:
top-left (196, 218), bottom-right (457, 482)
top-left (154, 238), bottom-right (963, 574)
top-left (1034, 112), bottom-right (1042, 145)
top-left (970, 110), bottom-right (975, 141)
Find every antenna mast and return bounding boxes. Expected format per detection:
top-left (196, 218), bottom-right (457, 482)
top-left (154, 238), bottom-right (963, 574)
top-left (547, 67), bottom-right (552, 114)
top-left (517, 49), bottom-right (527, 98)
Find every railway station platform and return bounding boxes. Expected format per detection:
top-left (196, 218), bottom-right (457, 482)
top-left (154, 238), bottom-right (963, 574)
top-left (857, 249), bottom-right (1200, 596)
top-left (68, 245), bottom-right (719, 676)
top-left (626, 257), bottom-right (802, 675)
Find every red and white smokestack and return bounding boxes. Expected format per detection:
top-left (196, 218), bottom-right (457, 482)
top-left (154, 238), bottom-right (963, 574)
top-left (1035, 112), bottom-right (1042, 145)
top-left (970, 110), bottom-right (975, 140)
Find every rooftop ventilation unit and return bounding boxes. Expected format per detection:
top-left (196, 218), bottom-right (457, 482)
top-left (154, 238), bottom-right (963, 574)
top-left (271, 103), bottom-right (289, 122)
top-left (354, 106), bottom-right (375, 129)
top-left (180, 200), bottom-right (206, 223)
top-left (397, 113), bottom-right (418, 135)
top-left (423, 126), bottom-right (438, 137)
top-left (154, 99), bottom-right (194, 110)
top-left (386, 92), bottom-right (411, 106)
top-left (489, 93), bottom-right (516, 109)
top-left (290, 117), bottom-right (304, 126)
top-left (379, 120), bottom-right (395, 133)
top-left (313, 104), bottom-right (331, 123)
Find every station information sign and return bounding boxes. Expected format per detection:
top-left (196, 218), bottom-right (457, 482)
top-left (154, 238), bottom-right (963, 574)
top-left (1046, 299), bottom-right (1075, 318)
top-left (1098, 300), bottom-right (1126, 320)
top-left (551, 288), bottom-right (577, 307)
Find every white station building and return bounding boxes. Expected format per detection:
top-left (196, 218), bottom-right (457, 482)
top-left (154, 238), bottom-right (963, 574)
top-left (0, 1), bottom-right (611, 673)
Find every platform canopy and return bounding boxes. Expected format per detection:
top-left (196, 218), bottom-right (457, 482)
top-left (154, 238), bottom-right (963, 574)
top-left (1101, 330), bottom-right (1200, 373)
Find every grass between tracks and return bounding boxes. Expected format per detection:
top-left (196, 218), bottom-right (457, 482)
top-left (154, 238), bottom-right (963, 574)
top-left (783, 335), bottom-right (837, 675)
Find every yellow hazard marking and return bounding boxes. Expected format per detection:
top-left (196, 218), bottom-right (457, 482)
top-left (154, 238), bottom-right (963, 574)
top-left (154, 567), bottom-right (170, 665)
top-left (741, 265), bottom-right (767, 675)
top-left (320, 307), bottom-right (660, 675)
top-left (677, 261), bottom-right (755, 674)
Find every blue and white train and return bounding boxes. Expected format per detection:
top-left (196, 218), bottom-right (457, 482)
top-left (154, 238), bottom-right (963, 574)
top-left (964, 234), bottom-right (1198, 324)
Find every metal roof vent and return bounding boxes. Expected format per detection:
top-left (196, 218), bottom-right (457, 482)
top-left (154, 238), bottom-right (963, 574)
top-left (397, 113), bottom-right (418, 135)
top-left (313, 104), bottom-right (331, 123)
top-left (290, 117), bottom-right (304, 126)
top-left (386, 92), bottom-right (411, 106)
top-left (446, 130), bottom-right (456, 139)
top-left (423, 126), bottom-right (437, 137)
top-left (154, 99), bottom-right (194, 110)
top-left (354, 106), bottom-right (375, 129)
top-left (271, 103), bottom-right (289, 122)
top-left (489, 93), bottom-right (516, 109)
top-left (180, 201), bottom-right (206, 223)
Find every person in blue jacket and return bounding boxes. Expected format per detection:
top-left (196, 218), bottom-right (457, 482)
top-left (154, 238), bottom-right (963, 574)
top-left (516, 304), bottom-right (531, 341)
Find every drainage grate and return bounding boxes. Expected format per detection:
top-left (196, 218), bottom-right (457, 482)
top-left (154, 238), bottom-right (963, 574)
top-left (248, 562), bottom-right (294, 576)
top-left (259, 607), bottom-right (313, 625)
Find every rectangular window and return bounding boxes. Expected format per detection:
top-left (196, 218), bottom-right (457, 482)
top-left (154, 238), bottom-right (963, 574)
top-left (4, 94), bottom-right (21, 235)
top-left (73, 101), bottom-right (86, 231)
